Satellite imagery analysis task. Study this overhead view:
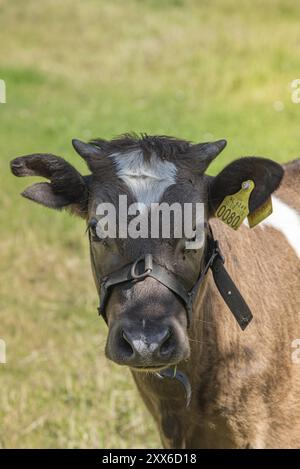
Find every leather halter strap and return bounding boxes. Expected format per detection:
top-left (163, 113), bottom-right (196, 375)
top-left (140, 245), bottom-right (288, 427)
top-left (90, 228), bottom-right (253, 330)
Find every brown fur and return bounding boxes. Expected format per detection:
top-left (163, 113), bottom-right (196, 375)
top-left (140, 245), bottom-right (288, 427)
top-left (132, 162), bottom-right (300, 448)
top-left (10, 136), bottom-right (299, 449)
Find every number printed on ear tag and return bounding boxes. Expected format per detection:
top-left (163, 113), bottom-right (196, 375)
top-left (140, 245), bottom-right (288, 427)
top-left (215, 180), bottom-right (255, 230)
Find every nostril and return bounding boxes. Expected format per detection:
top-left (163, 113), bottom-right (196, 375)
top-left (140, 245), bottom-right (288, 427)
top-left (119, 330), bottom-right (135, 358)
top-left (159, 328), bottom-right (174, 357)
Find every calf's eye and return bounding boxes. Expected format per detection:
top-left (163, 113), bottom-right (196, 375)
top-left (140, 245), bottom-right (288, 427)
top-left (88, 218), bottom-right (102, 242)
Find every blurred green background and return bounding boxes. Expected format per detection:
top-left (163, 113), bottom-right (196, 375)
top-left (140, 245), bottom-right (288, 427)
top-left (0, 0), bottom-right (300, 448)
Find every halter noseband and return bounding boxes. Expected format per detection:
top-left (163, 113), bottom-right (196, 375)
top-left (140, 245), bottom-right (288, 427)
top-left (90, 228), bottom-right (253, 330)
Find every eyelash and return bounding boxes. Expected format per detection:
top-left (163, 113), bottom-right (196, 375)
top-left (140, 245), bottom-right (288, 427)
top-left (86, 220), bottom-right (101, 242)
top-left (90, 227), bottom-right (102, 242)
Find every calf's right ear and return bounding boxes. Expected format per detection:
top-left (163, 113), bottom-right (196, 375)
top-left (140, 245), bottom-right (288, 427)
top-left (10, 153), bottom-right (90, 217)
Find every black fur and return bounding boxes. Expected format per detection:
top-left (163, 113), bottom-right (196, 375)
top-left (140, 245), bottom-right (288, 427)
top-left (10, 153), bottom-right (88, 209)
top-left (208, 156), bottom-right (284, 214)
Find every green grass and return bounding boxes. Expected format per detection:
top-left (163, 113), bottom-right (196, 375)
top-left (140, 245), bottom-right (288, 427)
top-left (0, 0), bottom-right (300, 448)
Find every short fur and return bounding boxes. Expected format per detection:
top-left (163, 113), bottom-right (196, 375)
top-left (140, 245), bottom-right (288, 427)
top-left (10, 134), bottom-right (299, 449)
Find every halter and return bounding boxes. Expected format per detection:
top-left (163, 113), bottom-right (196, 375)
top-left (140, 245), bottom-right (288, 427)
top-left (89, 227), bottom-right (253, 331)
top-left (90, 228), bottom-right (253, 407)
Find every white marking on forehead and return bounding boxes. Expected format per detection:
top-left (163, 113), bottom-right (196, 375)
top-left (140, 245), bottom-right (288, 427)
top-left (244, 196), bottom-right (300, 258)
top-left (109, 150), bottom-right (177, 206)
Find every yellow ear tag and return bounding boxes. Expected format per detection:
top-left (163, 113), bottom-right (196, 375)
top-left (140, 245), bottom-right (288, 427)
top-left (215, 180), bottom-right (255, 230)
top-left (247, 197), bottom-right (273, 228)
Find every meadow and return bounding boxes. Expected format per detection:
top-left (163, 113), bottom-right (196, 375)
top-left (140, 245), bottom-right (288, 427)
top-left (0, 0), bottom-right (300, 448)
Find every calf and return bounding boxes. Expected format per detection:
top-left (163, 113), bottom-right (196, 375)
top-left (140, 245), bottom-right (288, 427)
top-left (11, 135), bottom-right (300, 448)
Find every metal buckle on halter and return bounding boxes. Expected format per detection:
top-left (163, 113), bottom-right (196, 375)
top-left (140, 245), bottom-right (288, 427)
top-left (130, 254), bottom-right (153, 280)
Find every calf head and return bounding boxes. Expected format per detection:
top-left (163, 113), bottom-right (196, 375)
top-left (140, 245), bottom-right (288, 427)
top-left (10, 134), bottom-right (283, 371)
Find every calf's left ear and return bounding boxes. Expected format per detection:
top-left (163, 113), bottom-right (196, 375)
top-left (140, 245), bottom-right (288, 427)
top-left (208, 157), bottom-right (284, 215)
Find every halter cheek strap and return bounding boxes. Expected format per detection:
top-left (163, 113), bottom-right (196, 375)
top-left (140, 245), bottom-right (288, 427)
top-left (90, 228), bottom-right (253, 331)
